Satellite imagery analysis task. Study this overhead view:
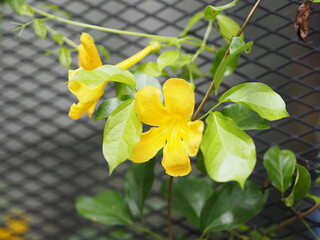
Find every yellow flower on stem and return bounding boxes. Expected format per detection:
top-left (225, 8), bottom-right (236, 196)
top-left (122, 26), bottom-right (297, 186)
top-left (129, 78), bottom-right (204, 176)
top-left (68, 33), bottom-right (160, 120)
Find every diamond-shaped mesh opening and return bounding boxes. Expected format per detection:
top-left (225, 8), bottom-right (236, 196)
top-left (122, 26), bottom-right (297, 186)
top-left (1, 0), bottom-right (320, 239)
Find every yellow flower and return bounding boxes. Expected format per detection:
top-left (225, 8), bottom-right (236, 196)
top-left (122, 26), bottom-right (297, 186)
top-left (129, 78), bottom-right (204, 176)
top-left (68, 33), bottom-right (160, 120)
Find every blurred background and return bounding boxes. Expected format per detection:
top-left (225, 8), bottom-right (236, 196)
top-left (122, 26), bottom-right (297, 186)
top-left (0, 0), bottom-right (319, 239)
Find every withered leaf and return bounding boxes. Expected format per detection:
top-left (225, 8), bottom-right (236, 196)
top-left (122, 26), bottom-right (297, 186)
top-left (294, 1), bottom-right (311, 42)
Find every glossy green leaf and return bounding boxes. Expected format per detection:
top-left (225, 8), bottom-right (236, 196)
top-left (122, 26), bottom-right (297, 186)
top-left (161, 177), bottom-right (212, 227)
top-left (204, 1), bottom-right (239, 20)
top-left (209, 45), bottom-right (239, 78)
top-left (157, 50), bottom-right (180, 71)
top-left (219, 82), bottom-right (289, 120)
top-left (5, 0), bottom-right (24, 12)
top-left (214, 40), bottom-right (253, 94)
top-left (132, 70), bottom-right (162, 91)
top-left (285, 164), bottom-right (311, 206)
top-left (221, 103), bottom-right (270, 130)
top-left (263, 146), bottom-right (296, 193)
top-left (76, 190), bottom-right (132, 226)
top-left (125, 159), bottom-right (156, 218)
top-left (58, 47), bottom-right (71, 69)
top-left (51, 33), bottom-right (64, 45)
top-left (200, 181), bottom-right (267, 233)
top-left (216, 14), bottom-right (243, 43)
top-left (71, 65), bottom-right (136, 87)
top-left (200, 112), bottom-right (256, 188)
top-left (180, 12), bottom-right (204, 36)
top-left (135, 62), bottom-right (168, 77)
top-left (33, 19), bottom-right (47, 39)
top-left (115, 83), bottom-right (136, 99)
top-left (103, 99), bottom-right (142, 174)
top-left (196, 151), bottom-right (207, 174)
top-left (94, 97), bottom-right (126, 121)
top-left (18, 4), bottom-right (33, 16)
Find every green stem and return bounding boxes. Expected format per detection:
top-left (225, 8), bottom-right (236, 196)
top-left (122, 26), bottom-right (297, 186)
top-left (191, 20), bottom-right (213, 62)
top-left (132, 224), bottom-right (165, 240)
top-left (197, 102), bottom-right (222, 120)
top-left (167, 176), bottom-right (174, 240)
top-left (45, 25), bottom-right (78, 49)
top-left (32, 7), bottom-right (178, 43)
top-left (301, 218), bottom-right (319, 240)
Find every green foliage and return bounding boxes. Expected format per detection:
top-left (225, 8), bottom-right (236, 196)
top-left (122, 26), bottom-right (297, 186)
top-left (94, 97), bottom-right (127, 121)
top-left (200, 181), bottom-right (268, 234)
top-left (181, 62), bottom-right (204, 80)
top-left (51, 33), bottom-right (64, 45)
top-left (157, 49), bottom-right (180, 71)
top-left (136, 62), bottom-right (168, 77)
top-left (214, 38), bottom-right (253, 94)
top-left (221, 103), bottom-right (270, 130)
top-left (58, 47), bottom-right (71, 69)
top-left (103, 99), bottom-right (142, 174)
top-left (216, 14), bottom-right (243, 43)
top-left (204, 0), bottom-right (239, 20)
top-left (219, 82), bottom-right (289, 120)
top-left (33, 19), bottom-right (47, 39)
top-left (97, 45), bottom-right (111, 60)
top-left (76, 190), bottom-right (132, 226)
top-left (263, 146), bottom-right (296, 193)
top-left (132, 70), bottom-right (162, 91)
top-left (5, 0), bottom-right (24, 12)
top-left (201, 112), bottom-right (256, 188)
top-left (285, 164), bottom-right (311, 206)
top-left (71, 65), bottom-right (136, 87)
top-left (180, 12), bottom-right (204, 36)
top-left (125, 159), bottom-right (156, 218)
top-left (161, 177), bottom-right (212, 227)
top-left (170, 54), bottom-right (192, 73)
top-left (210, 45), bottom-right (239, 77)
top-left (18, 4), bottom-right (33, 16)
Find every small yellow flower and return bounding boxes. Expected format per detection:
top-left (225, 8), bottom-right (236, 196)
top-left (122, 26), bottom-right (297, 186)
top-left (68, 33), bottom-right (160, 120)
top-left (129, 78), bottom-right (204, 176)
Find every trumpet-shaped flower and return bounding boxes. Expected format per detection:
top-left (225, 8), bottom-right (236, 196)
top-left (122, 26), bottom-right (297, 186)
top-left (68, 33), bottom-right (160, 120)
top-left (129, 78), bottom-right (204, 176)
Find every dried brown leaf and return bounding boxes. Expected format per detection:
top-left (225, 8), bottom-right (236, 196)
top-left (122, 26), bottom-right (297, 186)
top-left (294, 1), bottom-right (311, 42)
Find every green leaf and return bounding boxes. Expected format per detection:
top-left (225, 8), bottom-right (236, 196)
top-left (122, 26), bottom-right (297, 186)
top-left (200, 181), bottom-right (267, 233)
top-left (181, 62), bottom-right (204, 80)
top-left (285, 164), bottom-right (311, 206)
top-left (170, 54), bottom-right (192, 73)
top-left (125, 159), bottom-right (156, 218)
top-left (94, 97), bottom-right (127, 121)
top-left (58, 47), bottom-right (72, 69)
top-left (135, 62), bottom-right (168, 77)
top-left (42, 4), bottom-right (60, 11)
top-left (132, 70), bottom-right (162, 91)
top-left (307, 194), bottom-right (320, 204)
top-left (157, 50), bottom-right (180, 71)
top-left (33, 19), bottom-right (47, 39)
top-left (115, 83), bottom-right (136, 99)
top-left (221, 103), bottom-right (270, 130)
top-left (200, 112), bottom-right (256, 188)
top-left (18, 4), bottom-right (33, 16)
top-left (71, 65), bottom-right (136, 87)
top-left (102, 99), bottom-right (142, 174)
top-left (250, 230), bottom-right (271, 240)
top-left (51, 33), bottom-right (64, 45)
top-left (214, 39), bottom-right (253, 94)
top-left (216, 14), bottom-right (243, 43)
top-left (219, 82), bottom-right (289, 120)
top-left (180, 12), bottom-right (204, 36)
top-left (209, 45), bottom-right (239, 78)
top-left (204, 1), bottom-right (239, 20)
top-left (5, 0), bottom-right (25, 12)
top-left (161, 177), bottom-right (212, 227)
top-left (196, 151), bottom-right (207, 174)
top-left (76, 190), bottom-right (132, 226)
top-left (97, 45), bottom-right (111, 60)
top-left (263, 146), bottom-right (296, 193)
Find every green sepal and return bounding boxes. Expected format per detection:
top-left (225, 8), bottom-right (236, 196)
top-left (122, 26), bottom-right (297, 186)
top-left (71, 65), bottom-right (136, 87)
top-left (76, 190), bottom-right (132, 226)
top-left (125, 159), bottom-right (156, 218)
top-left (200, 112), bottom-right (256, 188)
top-left (200, 181), bottom-right (267, 234)
top-left (161, 176), bottom-right (212, 227)
top-left (219, 82), bottom-right (289, 121)
top-left (263, 146), bottom-right (296, 193)
top-left (221, 103), bottom-right (270, 130)
top-left (102, 99), bottom-right (142, 174)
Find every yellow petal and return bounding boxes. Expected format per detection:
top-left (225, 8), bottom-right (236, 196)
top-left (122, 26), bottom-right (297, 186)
top-left (68, 101), bottom-right (96, 120)
top-left (0, 227), bottom-right (12, 238)
top-left (68, 81), bottom-right (106, 103)
top-left (7, 217), bottom-right (29, 234)
top-left (180, 120), bottom-right (204, 156)
top-left (78, 33), bottom-right (102, 70)
top-left (136, 86), bottom-right (168, 126)
top-left (129, 127), bottom-right (166, 163)
top-left (162, 132), bottom-right (191, 176)
top-left (163, 78), bottom-right (194, 121)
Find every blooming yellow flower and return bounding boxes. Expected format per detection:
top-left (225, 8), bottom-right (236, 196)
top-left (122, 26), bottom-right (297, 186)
top-left (68, 33), bottom-right (160, 120)
top-left (129, 78), bottom-right (204, 176)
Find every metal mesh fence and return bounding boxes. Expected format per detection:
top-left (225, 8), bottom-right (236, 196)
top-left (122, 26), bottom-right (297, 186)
top-left (0, 0), bottom-right (319, 239)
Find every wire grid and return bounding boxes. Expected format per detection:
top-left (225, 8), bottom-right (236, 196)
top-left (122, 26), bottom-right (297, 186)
top-left (0, 0), bottom-right (319, 239)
